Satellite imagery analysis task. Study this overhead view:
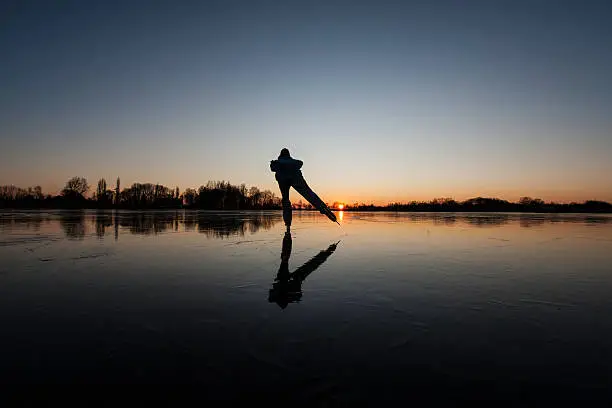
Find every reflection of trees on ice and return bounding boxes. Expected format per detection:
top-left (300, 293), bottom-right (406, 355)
top-left (0, 211), bottom-right (282, 240)
top-left (60, 213), bottom-right (86, 240)
top-left (102, 211), bottom-right (281, 239)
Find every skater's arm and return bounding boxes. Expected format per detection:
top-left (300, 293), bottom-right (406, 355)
top-left (270, 160), bottom-right (280, 172)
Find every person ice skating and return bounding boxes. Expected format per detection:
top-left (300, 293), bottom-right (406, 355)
top-left (270, 148), bottom-right (338, 231)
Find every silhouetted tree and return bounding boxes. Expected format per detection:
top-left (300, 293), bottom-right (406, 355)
top-left (184, 188), bottom-right (197, 207)
top-left (519, 196), bottom-right (544, 206)
top-left (33, 186), bottom-right (43, 200)
top-left (518, 196), bottom-right (545, 212)
top-left (97, 178), bottom-right (107, 198)
top-left (115, 182), bottom-right (178, 209)
top-left (94, 178), bottom-right (113, 207)
top-left (1, 185), bottom-right (23, 200)
top-left (248, 186), bottom-right (262, 208)
top-left (115, 177), bottom-right (120, 206)
top-left (59, 177), bottom-right (90, 208)
top-left (62, 177), bottom-right (89, 197)
top-left (582, 200), bottom-right (612, 213)
top-left (238, 183), bottom-right (247, 209)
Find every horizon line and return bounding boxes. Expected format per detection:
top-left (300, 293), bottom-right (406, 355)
top-left (1, 180), bottom-right (611, 207)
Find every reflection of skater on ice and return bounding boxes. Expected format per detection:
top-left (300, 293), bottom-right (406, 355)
top-left (270, 148), bottom-right (338, 232)
top-left (268, 232), bottom-right (340, 309)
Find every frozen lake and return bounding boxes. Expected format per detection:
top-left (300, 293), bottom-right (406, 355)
top-left (1, 210), bottom-right (612, 403)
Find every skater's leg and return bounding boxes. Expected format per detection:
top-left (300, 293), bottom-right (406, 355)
top-left (291, 176), bottom-right (328, 213)
top-left (278, 180), bottom-right (292, 230)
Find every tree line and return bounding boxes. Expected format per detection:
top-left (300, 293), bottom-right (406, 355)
top-left (1, 177), bottom-right (611, 213)
top-left (343, 196), bottom-right (612, 213)
top-left (0, 177), bottom-right (282, 210)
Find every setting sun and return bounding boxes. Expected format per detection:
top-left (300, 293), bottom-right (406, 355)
top-left (338, 204), bottom-right (344, 210)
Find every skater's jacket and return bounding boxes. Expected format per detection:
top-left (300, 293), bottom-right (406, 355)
top-left (270, 156), bottom-right (303, 182)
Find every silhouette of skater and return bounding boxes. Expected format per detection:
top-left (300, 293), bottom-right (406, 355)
top-left (268, 232), bottom-right (340, 309)
top-left (270, 148), bottom-right (338, 231)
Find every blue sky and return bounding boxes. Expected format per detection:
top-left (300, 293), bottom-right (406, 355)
top-left (1, 0), bottom-right (611, 203)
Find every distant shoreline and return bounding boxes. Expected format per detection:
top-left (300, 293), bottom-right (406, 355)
top-left (1, 208), bottom-right (611, 215)
top-left (3, 179), bottom-right (611, 214)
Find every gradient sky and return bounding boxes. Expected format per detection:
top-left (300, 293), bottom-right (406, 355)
top-left (2, 0), bottom-right (611, 204)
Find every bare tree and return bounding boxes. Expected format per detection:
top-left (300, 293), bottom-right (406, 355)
top-left (519, 197), bottom-right (544, 207)
top-left (33, 186), bottom-right (43, 200)
top-left (62, 177), bottom-right (89, 197)
top-left (248, 186), bottom-right (261, 207)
